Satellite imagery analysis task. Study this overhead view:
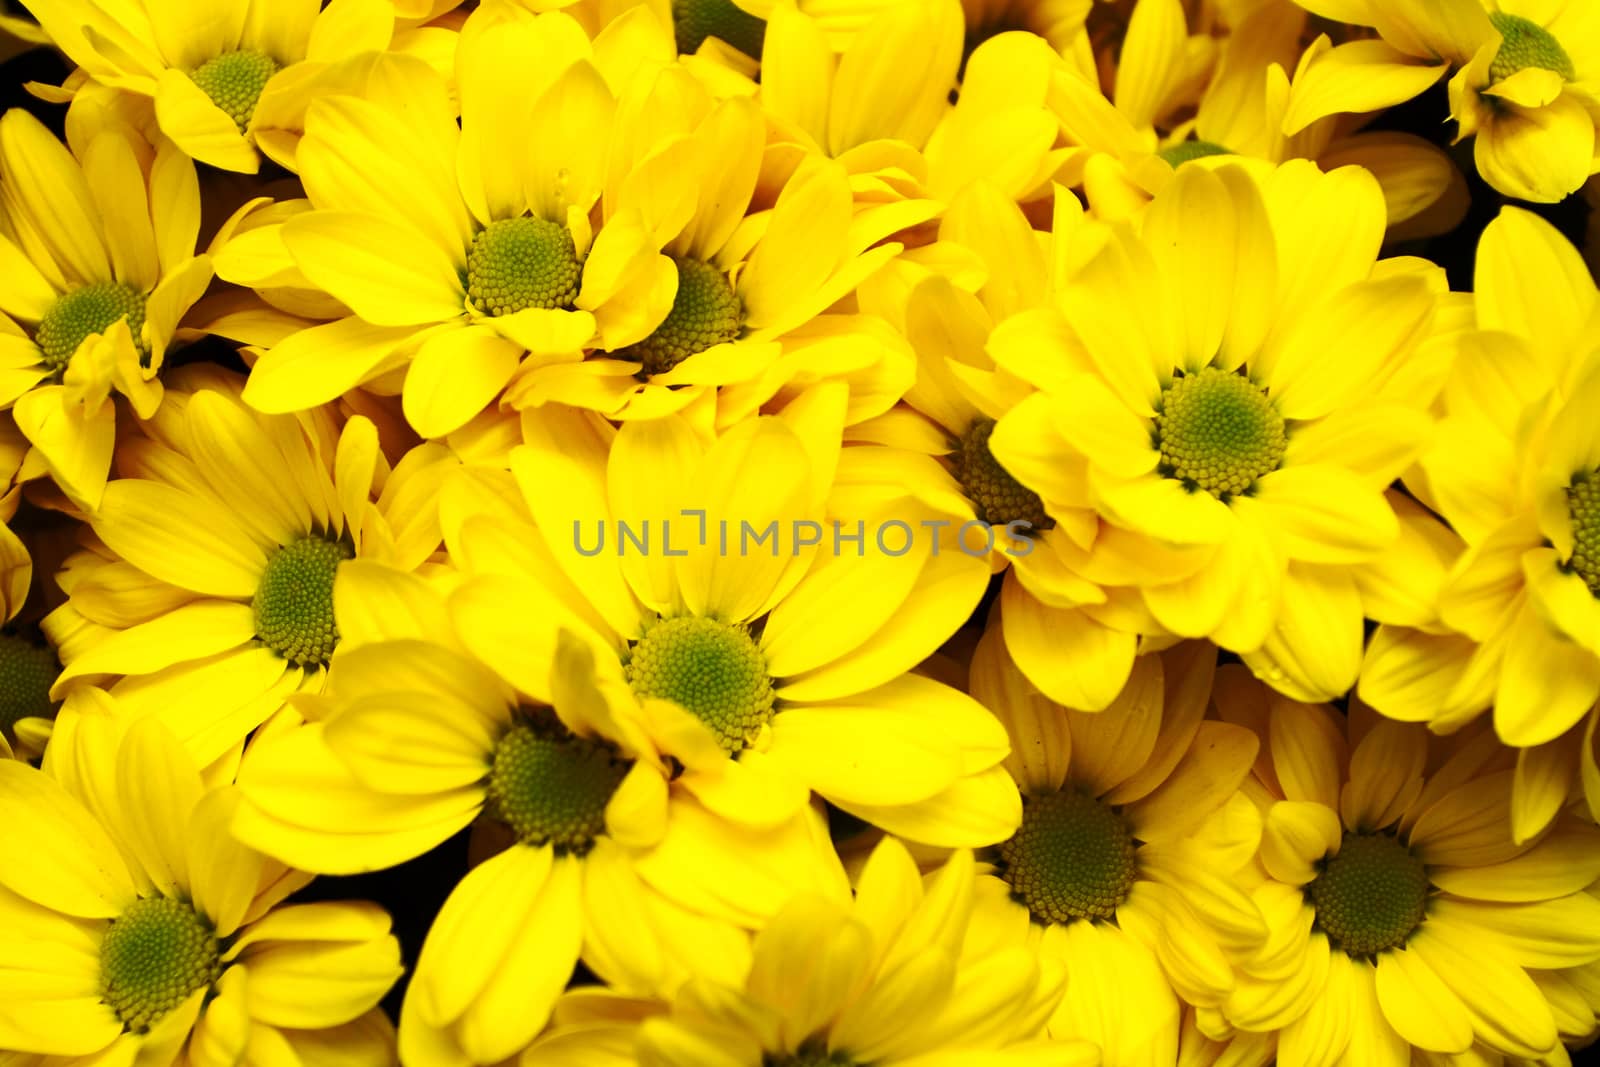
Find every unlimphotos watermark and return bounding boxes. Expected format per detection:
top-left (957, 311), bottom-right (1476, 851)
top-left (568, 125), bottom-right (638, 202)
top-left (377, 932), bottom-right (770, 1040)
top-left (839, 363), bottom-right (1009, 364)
top-left (574, 510), bottom-right (1039, 558)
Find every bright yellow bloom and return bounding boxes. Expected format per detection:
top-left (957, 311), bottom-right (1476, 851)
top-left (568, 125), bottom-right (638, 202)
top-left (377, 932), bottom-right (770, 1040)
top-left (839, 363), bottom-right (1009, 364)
top-left (0, 702), bottom-right (401, 1064)
top-left (40, 374), bottom-right (447, 770)
top-left (636, 836), bottom-right (1101, 1067)
top-left (234, 598), bottom-right (841, 1067)
top-left (1359, 207), bottom-right (1600, 837)
top-left (447, 391), bottom-right (1018, 846)
top-left (219, 9), bottom-right (688, 440)
top-left (985, 161), bottom-right (1445, 706)
top-left (969, 630), bottom-right (1267, 1066)
top-left (0, 110), bottom-right (211, 511)
top-left (1214, 671), bottom-right (1600, 1063)
top-left (19, 0), bottom-right (458, 174)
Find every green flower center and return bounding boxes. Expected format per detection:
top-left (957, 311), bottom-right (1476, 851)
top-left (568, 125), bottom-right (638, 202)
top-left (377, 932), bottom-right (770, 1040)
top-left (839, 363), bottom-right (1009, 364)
top-left (485, 712), bottom-right (631, 855)
top-left (996, 790), bottom-right (1138, 925)
top-left (672, 0), bottom-right (766, 59)
top-left (99, 897), bottom-right (222, 1034)
top-left (465, 217), bottom-right (583, 317)
top-left (1308, 832), bottom-right (1430, 958)
top-left (953, 418), bottom-right (1052, 531)
top-left (1564, 471), bottom-right (1600, 596)
top-left (633, 257), bottom-right (744, 377)
top-left (1154, 366), bottom-right (1286, 501)
top-left (0, 633), bottom-right (59, 737)
top-left (625, 616), bottom-right (775, 755)
top-left (765, 1045), bottom-right (858, 1067)
top-left (34, 283), bottom-right (148, 373)
top-left (252, 535), bottom-right (353, 668)
top-left (1488, 12), bottom-right (1574, 84)
top-left (189, 49), bottom-right (280, 132)
top-left (1158, 140), bottom-right (1233, 167)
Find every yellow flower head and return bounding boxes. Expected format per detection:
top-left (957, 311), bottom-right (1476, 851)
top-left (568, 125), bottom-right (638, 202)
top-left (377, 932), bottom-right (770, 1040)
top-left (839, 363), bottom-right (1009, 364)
top-left (1216, 669), bottom-right (1600, 1064)
top-left (40, 373), bottom-right (449, 770)
top-left (0, 700), bottom-right (401, 1063)
top-left (985, 160), bottom-right (1447, 707)
top-left (19, 0), bottom-right (459, 173)
top-left (0, 110), bottom-right (211, 511)
top-left (637, 835), bottom-right (1100, 1067)
top-left (969, 629), bottom-right (1269, 1064)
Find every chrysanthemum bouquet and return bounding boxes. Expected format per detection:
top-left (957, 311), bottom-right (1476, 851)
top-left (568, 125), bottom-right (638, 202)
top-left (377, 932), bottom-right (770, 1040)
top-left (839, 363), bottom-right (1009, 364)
top-left (0, 0), bottom-right (1597, 1064)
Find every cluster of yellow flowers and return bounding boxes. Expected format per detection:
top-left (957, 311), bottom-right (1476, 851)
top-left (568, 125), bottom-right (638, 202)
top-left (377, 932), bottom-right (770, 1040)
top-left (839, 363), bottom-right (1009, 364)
top-left (0, 0), bottom-right (1597, 1065)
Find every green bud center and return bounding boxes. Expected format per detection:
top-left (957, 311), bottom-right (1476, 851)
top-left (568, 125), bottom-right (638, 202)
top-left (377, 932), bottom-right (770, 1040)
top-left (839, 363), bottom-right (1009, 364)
top-left (997, 789), bottom-right (1138, 925)
top-left (0, 633), bottom-right (59, 737)
top-left (100, 896), bottom-right (222, 1034)
top-left (1308, 832), bottom-right (1429, 958)
top-left (672, 0), bottom-right (767, 59)
top-left (1565, 470), bottom-right (1600, 596)
top-left (954, 418), bottom-right (1052, 532)
top-left (465, 217), bottom-right (583, 317)
top-left (1488, 13), bottom-right (1575, 84)
top-left (634, 257), bottom-right (744, 377)
top-left (190, 49), bottom-right (280, 131)
top-left (35, 283), bottom-right (148, 373)
top-left (252, 535), bottom-right (352, 668)
top-left (1158, 140), bottom-right (1233, 167)
top-left (1154, 366), bottom-right (1286, 501)
top-left (486, 712), bottom-right (631, 855)
top-left (625, 615), bottom-right (775, 755)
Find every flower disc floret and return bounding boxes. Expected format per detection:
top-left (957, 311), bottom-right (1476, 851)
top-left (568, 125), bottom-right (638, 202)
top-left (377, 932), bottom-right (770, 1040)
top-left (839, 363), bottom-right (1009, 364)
top-left (954, 419), bottom-right (1052, 531)
top-left (1487, 13), bottom-right (1574, 84)
top-left (466, 217), bottom-right (583, 317)
top-left (672, 0), bottom-right (767, 59)
top-left (1307, 832), bottom-right (1429, 958)
top-left (1154, 366), bottom-right (1286, 500)
top-left (486, 714), bottom-right (631, 855)
top-left (625, 616), bottom-right (775, 755)
top-left (189, 50), bottom-right (280, 131)
top-left (1565, 471), bottom-right (1600, 596)
top-left (634, 257), bottom-right (744, 376)
top-left (0, 634), bottom-right (58, 735)
top-left (99, 897), bottom-right (222, 1034)
top-left (252, 535), bottom-right (353, 668)
top-left (996, 790), bottom-right (1138, 924)
top-left (35, 283), bottom-right (148, 373)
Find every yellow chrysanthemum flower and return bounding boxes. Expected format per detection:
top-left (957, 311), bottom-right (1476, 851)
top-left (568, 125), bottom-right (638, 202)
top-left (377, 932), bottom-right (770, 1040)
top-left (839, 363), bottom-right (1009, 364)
top-left (0, 702), bottom-right (402, 1064)
top-left (218, 10), bottom-right (691, 440)
top-left (40, 374), bottom-right (449, 769)
top-left (968, 629), bottom-right (1268, 1066)
top-left (0, 110), bottom-right (211, 512)
top-left (1214, 672), bottom-right (1600, 1064)
top-left (235, 608), bottom-right (842, 1067)
top-left (1289, 0), bottom-right (1599, 203)
top-left (1358, 208), bottom-right (1600, 838)
top-left (984, 161), bottom-right (1445, 706)
top-left (447, 391), bottom-right (1019, 847)
top-left (503, 73), bottom-right (912, 428)
top-left (19, 0), bottom-right (460, 174)
top-left (636, 836), bottom-right (1100, 1067)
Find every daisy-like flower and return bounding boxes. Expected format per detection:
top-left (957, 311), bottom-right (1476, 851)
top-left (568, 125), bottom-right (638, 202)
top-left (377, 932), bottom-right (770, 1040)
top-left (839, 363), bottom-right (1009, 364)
top-left (235, 595), bottom-right (845, 1067)
top-left (1215, 671), bottom-right (1600, 1063)
top-left (636, 835), bottom-right (1100, 1067)
top-left (503, 76), bottom-right (913, 428)
top-left (0, 109), bottom-right (211, 512)
top-left (448, 390), bottom-right (1018, 848)
top-left (1360, 207), bottom-right (1600, 835)
top-left (19, 0), bottom-right (458, 174)
top-left (40, 374), bottom-right (448, 769)
top-left (985, 160), bottom-right (1445, 705)
top-left (0, 700), bottom-right (401, 1064)
top-left (968, 628), bottom-right (1268, 1066)
top-left (221, 9), bottom-right (682, 440)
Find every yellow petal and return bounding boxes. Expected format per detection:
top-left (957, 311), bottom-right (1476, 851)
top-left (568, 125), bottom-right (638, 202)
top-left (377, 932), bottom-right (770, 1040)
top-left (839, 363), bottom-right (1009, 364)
top-left (1000, 581), bottom-right (1138, 712)
top-left (153, 70), bottom-right (258, 174)
top-left (825, 0), bottom-right (961, 155)
top-left (0, 109), bottom-right (110, 287)
top-left (1283, 40), bottom-right (1447, 135)
top-left (283, 211), bottom-right (463, 327)
top-left (1472, 93), bottom-right (1595, 204)
top-left (1373, 946), bottom-right (1473, 1053)
top-left (0, 759), bottom-right (136, 917)
top-left (241, 318), bottom-right (415, 414)
top-left (92, 479), bottom-right (266, 597)
top-left (401, 325), bottom-right (519, 439)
